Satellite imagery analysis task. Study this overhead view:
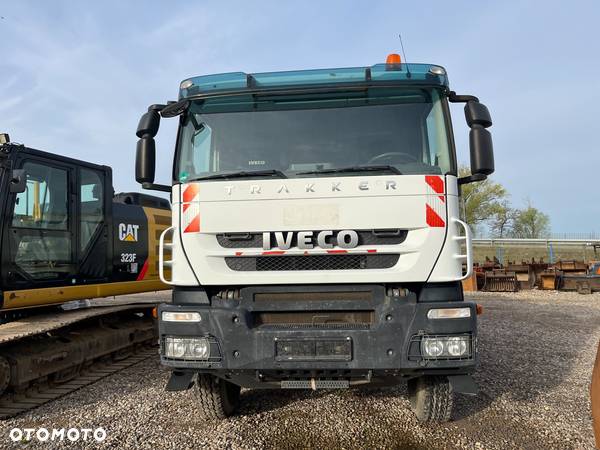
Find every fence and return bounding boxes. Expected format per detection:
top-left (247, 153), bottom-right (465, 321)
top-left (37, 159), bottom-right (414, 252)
top-left (472, 238), bottom-right (600, 265)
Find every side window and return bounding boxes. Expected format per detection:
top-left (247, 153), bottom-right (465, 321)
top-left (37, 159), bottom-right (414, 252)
top-left (12, 162), bottom-right (68, 230)
top-left (80, 168), bottom-right (104, 252)
top-left (9, 162), bottom-right (73, 281)
top-left (178, 123), bottom-right (212, 182)
top-left (192, 124), bottom-right (212, 174)
top-left (424, 90), bottom-right (451, 173)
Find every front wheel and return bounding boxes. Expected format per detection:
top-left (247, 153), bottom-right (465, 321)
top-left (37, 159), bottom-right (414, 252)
top-left (193, 374), bottom-right (241, 420)
top-left (408, 376), bottom-right (453, 422)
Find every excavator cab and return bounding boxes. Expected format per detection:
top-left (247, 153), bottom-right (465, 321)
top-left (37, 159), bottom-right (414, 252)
top-left (0, 138), bottom-right (112, 301)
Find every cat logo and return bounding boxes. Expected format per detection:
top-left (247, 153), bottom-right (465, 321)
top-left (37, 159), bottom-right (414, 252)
top-left (118, 223), bottom-right (139, 242)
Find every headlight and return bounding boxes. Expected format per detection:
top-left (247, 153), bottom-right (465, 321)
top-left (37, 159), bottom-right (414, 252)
top-left (162, 311), bottom-right (201, 322)
top-left (421, 335), bottom-right (471, 359)
top-left (164, 336), bottom-right (211, 360)
top-left (446, 336), bottom-right (468, 357)
top-left (169, 340), bottom-right (187, 358)
top-left (190, 339), bottom-right (210, 359)
top-left (422, 338), bottom-right (445, 357)
top-left (427, 307), bottom-right (471, 319)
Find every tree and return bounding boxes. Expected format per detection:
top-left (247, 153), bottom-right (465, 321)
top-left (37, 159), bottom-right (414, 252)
top-left (489, 200), bottom-right (516, 238)
top-left (459, 166), bottom-right (509, 235)
top-left (510, 202), bottom-right (551, 238)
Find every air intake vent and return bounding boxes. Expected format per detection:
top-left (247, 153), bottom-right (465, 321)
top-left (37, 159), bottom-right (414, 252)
top-left (225, 254), bottom-right (399, 271)
top-left (253, 311), bottom-right (374, 328)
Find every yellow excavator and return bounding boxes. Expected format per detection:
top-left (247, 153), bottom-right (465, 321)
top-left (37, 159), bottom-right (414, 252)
top-left (0, 133), bottom-right (170, 417)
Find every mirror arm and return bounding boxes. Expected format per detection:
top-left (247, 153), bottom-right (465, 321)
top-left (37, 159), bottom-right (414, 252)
top-left (458, 173), bottom-right (487, 186)
top-left (142, 182), bottom-right (171, 193)
top-left (148, 104), bottom-right (167, 113)
top-left (448, 91), bottom-right (479, 103)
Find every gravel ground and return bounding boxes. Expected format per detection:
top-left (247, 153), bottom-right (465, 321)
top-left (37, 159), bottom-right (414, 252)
top-left (1, 290), bottom-right (599, 449)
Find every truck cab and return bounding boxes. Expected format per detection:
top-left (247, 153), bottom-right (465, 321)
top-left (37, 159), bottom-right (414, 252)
top-left (135, 57), bottom-right (494, 421)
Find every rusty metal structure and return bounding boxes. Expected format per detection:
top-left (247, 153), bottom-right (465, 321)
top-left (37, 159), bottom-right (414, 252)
top-left (480, 269), bottom-right (518, 292)
top-left (470, 252), bottom-right (600, 294)
top-left (505, 259), bottom-right (549, 290)
top-left (539, 268), bottom-right (561, 290)
top-left (471, 238), bottom-right (600, 294)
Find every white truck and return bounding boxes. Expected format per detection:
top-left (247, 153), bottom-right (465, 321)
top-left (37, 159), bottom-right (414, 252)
top-left (134, 55), bottom-right (494, 422)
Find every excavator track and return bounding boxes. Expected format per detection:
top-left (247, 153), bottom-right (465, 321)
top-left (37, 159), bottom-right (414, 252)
top-left (0, 302), bottom-right (160, 419)
top-left (0, 346), bottom-right (155, 418)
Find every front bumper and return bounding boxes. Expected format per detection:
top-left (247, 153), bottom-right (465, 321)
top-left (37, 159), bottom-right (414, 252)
top-left (158, 284), bottom-right (477, 388)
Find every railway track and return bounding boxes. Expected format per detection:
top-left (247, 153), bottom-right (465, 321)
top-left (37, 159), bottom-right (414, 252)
top-left (0, 345), bottom-right (156, 419)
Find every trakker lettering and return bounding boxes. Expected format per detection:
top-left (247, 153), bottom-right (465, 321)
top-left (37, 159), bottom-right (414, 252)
top-left (223, 180), bottom-right (397, 195)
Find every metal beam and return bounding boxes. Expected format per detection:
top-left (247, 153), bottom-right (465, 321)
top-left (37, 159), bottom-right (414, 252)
top-left (473, 238), bottom-right (600, 247)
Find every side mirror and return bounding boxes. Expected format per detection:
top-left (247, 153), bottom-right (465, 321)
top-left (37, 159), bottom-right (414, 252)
top-left (136, 109), bottom-right (160, 139)
top-left (469, 126), bottom-right (494, 176)
top-left (464, 102), bottom-right (492, 128)
top-left (458, 100), bottom-right (494, 185)
top-left (136, 137), bottom-right (156, 184)
top-left (9, 169), bottom-right (26, 193)
top-left (135, 105), bottom-right (170, 192)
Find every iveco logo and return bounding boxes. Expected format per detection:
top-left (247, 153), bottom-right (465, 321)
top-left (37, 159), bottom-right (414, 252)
top-left (262, 230), bottom-right (359, 250)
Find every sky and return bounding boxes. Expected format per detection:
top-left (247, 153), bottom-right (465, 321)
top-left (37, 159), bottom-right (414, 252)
top-left (1, 0), bottom-right (599, 234)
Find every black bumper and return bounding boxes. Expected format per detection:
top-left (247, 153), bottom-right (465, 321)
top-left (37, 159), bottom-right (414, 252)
top-left (158, 284), bottom-right (477, 388)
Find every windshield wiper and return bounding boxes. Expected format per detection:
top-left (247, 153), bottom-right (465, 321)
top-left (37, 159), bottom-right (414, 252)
top-left (187, 169), bottom-right (287, 182)
top-left (296, 165), bottom-right (402, 176)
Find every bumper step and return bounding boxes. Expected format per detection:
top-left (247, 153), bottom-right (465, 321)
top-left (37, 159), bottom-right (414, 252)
top-left (281, 379), bottom-right (350, 389)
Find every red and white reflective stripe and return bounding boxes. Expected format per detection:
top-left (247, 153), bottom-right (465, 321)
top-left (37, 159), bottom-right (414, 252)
top-left (425, 175), bottom-right (445, 227)
top-left (182, 183), bottom-right (201, 233)
top-left (231, 249), bottom-right (378, 257)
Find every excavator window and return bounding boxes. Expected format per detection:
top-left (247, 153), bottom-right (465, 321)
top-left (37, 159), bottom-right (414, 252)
top-left (80, 168), bottom-right (104, 252)
top-left (9, 161), bottom-right (73, 281)
top-left (12, 163), bottom-right (68, 230)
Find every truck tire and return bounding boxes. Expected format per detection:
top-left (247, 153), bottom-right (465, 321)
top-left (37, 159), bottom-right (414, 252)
top-left (408, 376), bottom-right (453, 422)
top-left (194, 374), bottom-right (241, 420)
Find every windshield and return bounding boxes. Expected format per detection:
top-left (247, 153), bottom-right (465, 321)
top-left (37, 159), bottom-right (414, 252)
top-left (175, 88), bottom-right (454, 182)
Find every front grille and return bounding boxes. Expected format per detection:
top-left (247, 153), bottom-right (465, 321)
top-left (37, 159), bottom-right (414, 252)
top-left (225, 254), bottom-right (399, 271)
top-left (259, 323), bottom-right (370, 330)
top-left (216, 229), bottom-right (407, 248)
top-left (253, 310), bottom-right (374, 328)
top-left (217, 233), bottom-right (263, 248)
top-left (254, 291), bottom-right (372, 303)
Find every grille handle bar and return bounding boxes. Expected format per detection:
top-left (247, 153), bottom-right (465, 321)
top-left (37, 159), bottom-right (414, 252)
top-left (159, 226), bottom-right (175, 285)
top-left (452, 217), bottom-right (473, 281)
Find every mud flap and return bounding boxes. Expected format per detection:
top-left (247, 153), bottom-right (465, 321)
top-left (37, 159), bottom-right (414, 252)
top-left (448, 375), bottom-right (478, 396)
top-left (166, 371), bottom-right (195, 391)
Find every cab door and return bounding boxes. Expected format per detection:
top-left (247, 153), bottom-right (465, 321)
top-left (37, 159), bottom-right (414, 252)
top-left (2, 158), bottom-right (77, 290)
top-left (77, 166), bottom-right (110, 281)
